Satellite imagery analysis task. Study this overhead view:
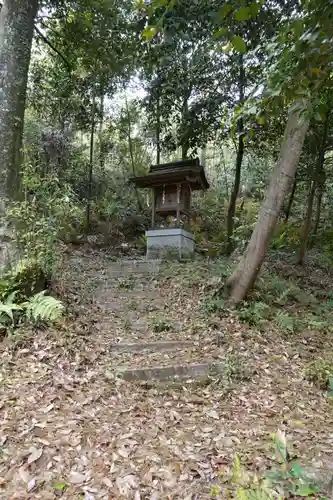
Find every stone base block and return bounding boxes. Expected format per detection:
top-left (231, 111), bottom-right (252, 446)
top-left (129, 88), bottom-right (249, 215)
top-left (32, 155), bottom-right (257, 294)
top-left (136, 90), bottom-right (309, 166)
top-left (145, 228), bottom-right (195, 259)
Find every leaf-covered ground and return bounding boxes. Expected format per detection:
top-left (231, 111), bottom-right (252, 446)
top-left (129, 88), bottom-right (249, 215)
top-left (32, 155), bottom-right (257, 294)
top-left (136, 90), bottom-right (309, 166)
top-left (1, 247), bottom-right (333, 499)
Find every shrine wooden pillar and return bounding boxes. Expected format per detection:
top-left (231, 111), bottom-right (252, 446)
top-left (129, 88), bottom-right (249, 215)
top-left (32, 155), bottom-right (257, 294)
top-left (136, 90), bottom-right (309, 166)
top-left (151, 188), bottom-right (156, 228)
top-left (176, 183), bottom-right (181, 227)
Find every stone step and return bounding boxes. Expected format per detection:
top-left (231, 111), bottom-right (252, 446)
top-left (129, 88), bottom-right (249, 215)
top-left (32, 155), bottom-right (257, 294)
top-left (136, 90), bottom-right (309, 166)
top-left (107, 260), bottom-right (161, 277)
top-left (116, 361), bottom-right (224, 382)
top-left (110, 340), bottom-right (193, 353)
top-left (110, 343), bottom-right (221, 367)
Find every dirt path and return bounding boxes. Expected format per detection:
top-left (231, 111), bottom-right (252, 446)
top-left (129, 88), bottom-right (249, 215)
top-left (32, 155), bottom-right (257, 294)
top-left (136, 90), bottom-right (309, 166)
top-left (1, 248), bottom-right (333, 499)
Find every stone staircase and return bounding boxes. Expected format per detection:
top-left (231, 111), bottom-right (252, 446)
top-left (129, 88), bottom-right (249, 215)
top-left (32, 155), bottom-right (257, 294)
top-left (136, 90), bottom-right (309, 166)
top-left (90, 258), bottom-right (225, 386)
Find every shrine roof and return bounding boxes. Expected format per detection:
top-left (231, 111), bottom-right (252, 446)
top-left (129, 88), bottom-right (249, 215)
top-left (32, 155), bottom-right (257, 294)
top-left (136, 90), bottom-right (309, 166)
top-left (130, 158), bottom-right (209, 191)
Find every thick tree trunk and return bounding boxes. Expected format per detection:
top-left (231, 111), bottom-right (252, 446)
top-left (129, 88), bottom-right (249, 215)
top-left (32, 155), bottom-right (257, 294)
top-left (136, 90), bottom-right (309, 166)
top-left (298, 114), bottom-right (329, 263)
top-left (0, 0), bottom-right (38, 266)
top-left (225, 101), bottom-right (309, 307)
top-left (284, 177), bottom-right (297, 222)
top-left (0, 0), bottom-right (38, 199)
top-left (226, 54), bottom-right (245, 255)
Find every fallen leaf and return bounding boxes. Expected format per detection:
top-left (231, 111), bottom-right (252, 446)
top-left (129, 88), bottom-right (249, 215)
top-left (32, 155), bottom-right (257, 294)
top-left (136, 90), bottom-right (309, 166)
top-left (0, 435), bottom-right (7, 446)
top-left (206, 409), bottom-right (219, 420)
top-left (42, 403), bottom-right (54, 413)
top-left (102, 477), bottom-right (113, 488)
top-left (19, 467), bottom-right (29, 483)
top-left (27, 478), bottom-right (36, 492)
top-left (69, 471), bottom-right (86, 484)
top-left (27, 447), bottom-right (43, 465)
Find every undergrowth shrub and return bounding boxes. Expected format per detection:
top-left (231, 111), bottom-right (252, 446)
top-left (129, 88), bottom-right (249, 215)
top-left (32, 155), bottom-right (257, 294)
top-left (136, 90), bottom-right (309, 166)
top-left (8, 162), bottom-right (82, 277)
top-left (238, 301), bottom-right (269, 328)
top-left (304, 358), bottom-right (333, 389)
top-left (0, 290), bottom-right (64, 336)
top-left (271, 222), bottom-right (301, 250)
top-left (211, 430), bottom-right (327, 498)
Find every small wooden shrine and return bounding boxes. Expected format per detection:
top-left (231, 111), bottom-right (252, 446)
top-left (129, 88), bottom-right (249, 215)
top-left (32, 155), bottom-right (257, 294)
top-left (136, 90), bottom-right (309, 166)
top-left (130, 158), bottom-right (209, 229)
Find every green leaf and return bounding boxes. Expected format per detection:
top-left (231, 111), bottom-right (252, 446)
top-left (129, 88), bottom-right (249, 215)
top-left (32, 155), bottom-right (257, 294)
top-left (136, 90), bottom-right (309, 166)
top-left (256, 115), bottom-right (265, 125)
top-left (328, 376), bottom-right (333, 389)
top-left (235, 7), bottom-right (251, 21)
top-left (295, 485), bottom-right (318, 496)
top-left (54, 481), bottom-right (68, 491)
top-left (142, 25), bottom-right (158, 40)
top-left (213, 27), bottom-right (229, 40)
top-left (290, 463), bottom-right (305, 478)
top-left (231, 35), bottom-right (247, 53)
top-left (218, 4), bottom-right (232, 20)
top-left (250, 1), bottom-right (261, 17)
top-left (293, 19), bottom-right (304, 38)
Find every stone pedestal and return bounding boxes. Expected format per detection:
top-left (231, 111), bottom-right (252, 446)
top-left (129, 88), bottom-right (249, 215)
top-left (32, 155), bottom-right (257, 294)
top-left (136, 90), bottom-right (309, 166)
top-left (145, 228), bottom-right (195, 259)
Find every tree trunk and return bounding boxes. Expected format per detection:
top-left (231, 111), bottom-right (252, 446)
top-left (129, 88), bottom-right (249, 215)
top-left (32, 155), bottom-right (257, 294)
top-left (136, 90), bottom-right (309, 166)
top-left (298, 177), bottom-right (316, 264)
top-left (226, 54), bottom-right (245, 255)
top-left (156, 86), bottom-right (161, 164)
top-left (284, 177), bottom-right (297, 222)
top-left (0, 0), bottom-right (38, 200)
top-left (224, 101), bottom-right (309, 307)
top-left (85, 86), bottom-right (96, 234)
top-left (124, 91), bottom-right (142, 211)
top-left (298, 113), bottom-right (329, 263)
top-left (313, 178), bottom-right (325, 236)
top-left (181, 97), bottom-right (189, 160)
top-left (99, 91), bottom-right (106, 172)
top-left (0, 0), bottom-right (38, 267)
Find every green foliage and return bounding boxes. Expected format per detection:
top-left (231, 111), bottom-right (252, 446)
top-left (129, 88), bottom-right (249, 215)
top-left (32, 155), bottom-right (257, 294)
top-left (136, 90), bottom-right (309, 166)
top-left (151, 318), bottom-right (172, 333)
top-left (211, 430), bottom-right (325, 498)
top-left (8, 162), bottom-right (83, 276)
top-left (238, 301), bottom-right (269, 328)
top-left (201, 297), bottom-right (225, 315)
top-left (304, 358), bottom-right (333, 389)
top-left (274, 311), bottom-right (298, 334)
top-left (224, 354), bottom-right (251, 384)
top-left (271, 223), bottom-right (301, 250)
top-left (116, 277), bottom-right (136, 290)
top-left (0, 289), bottom-right (64, 335)
top-left (23, 291), bottom-right (65, 323)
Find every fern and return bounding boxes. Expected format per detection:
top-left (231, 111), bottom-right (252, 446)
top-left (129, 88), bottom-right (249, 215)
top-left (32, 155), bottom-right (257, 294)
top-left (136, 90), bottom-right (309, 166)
top-left (0, 292), bottom-right (23, 325)
top-left (24, 291), bottom-right (64, 323)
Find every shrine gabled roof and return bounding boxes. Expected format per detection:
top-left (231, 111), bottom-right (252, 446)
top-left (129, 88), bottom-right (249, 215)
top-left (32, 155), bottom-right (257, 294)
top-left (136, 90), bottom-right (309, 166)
top-left (129, 158), bottom-right (209, 191)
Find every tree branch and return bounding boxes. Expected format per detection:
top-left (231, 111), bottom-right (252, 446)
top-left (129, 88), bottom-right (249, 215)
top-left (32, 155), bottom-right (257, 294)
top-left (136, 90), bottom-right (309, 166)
top-left (34, 26), bottom-right (71, 71)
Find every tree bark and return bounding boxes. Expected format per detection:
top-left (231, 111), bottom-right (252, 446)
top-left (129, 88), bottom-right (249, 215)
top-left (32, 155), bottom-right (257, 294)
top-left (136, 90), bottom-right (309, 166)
top-left (86, 86), bottom-right (96, 234)
top-left (99, 91), bottom-right (106, 172)
top-left (298, 176), bottom-right (316, 264)
top-left (156, 85), bottom-right (161, 164)
top-left (298, 114), bottom-right (329, 264)
top-left (124, 91), bottom-right (142, 211)
top-left (226, 54), bottom-right (245, 255)
top-left (181, 97), bottom-right (189, 160)
top-left (225, 101), bottom-right (309, 307)
top-left (0, 0), bottom-right (38, 200)
top-left (284, 177), bottom-right (297, 222)
top-left (313, 177), bottom-right (325, 236)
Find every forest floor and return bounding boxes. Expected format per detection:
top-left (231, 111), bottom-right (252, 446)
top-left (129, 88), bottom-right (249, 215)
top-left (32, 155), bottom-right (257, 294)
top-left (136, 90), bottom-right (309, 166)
top-left (1, 246), bottom-right (333, 499)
